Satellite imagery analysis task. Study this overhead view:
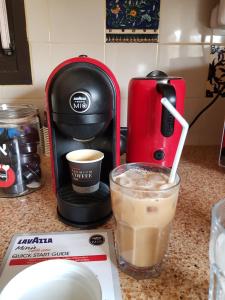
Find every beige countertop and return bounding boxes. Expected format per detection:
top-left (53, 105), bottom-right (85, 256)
top-left (0, 146), bottom-right (225, 299)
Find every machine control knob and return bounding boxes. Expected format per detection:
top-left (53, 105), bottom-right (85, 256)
top-left (153, 150), bottom-right (165, 161)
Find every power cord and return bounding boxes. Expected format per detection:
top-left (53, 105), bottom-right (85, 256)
top-left (189, 84), bottom-right (225, 129)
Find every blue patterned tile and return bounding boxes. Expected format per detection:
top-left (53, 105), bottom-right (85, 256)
top-left (106, 0), bottom-right (160, 43)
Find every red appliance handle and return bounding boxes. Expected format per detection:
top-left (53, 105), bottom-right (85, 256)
top-left (157, 83), bottom-right (176, 137)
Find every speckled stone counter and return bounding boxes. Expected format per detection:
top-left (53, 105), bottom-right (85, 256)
top-left (0, 146), bottom-right (225, 299)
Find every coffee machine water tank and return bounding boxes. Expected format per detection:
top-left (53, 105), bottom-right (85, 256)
top-left (126, 71), bottom-right (185, 168)
top-left (46, 56), bottom-right (121, 228)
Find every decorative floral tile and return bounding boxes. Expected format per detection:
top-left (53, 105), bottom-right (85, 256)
top-left (206, 45), bottom-right (225, 97)
top-left (106, 0), bottom-right (160, 43)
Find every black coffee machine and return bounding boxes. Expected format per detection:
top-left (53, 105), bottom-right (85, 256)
top-left (46, 56), bottom-right (125, 228)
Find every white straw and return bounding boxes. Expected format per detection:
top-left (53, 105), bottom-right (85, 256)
top-left (161, 97), bottom-right (189, 184)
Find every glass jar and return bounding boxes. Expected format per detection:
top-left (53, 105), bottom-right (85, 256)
top-left (0, 104), bottom-right (42, 197)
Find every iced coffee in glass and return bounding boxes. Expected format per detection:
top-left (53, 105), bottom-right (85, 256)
top-left (110, 163), bottom-right (180, 279)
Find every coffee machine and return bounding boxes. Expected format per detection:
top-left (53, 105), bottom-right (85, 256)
top-left (46, 56), bottom-right (123, 228)
top-left (126, 71), bottom-right (185, 168)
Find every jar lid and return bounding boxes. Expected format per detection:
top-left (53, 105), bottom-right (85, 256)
top-left (0, 104), bottom-right (37, 125)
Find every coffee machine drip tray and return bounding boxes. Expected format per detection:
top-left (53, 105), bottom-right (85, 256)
top-left (57, 182), bottom-right (112, 228)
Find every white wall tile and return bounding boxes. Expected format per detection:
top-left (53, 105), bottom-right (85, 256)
top-left (159, 0), bottom-right (216, 43)
top-left (47, 0), bottom-right (105, 44)
top-left (0, 86), bottom-right (3, 99)
top-left (105, 43), bottom-right (158, 100)
top-left (50, 43), bottom-right (104, 70)
top-left (120, 97), bottom-right (128, 127)
top-left (185, 98), bottom-right (225, 145)
top-left (30, 43), bottom-right (52, 94)
top-left (157, 45), bottom-right (210, 99)
top-left (1, 85), bottom-right (35, 100)
top-left (24, 0), bottom-right (50, 42)
top-left (2, 43), bottom-right (51, 99)
top-left (212, 29), bottom-right (225, 43)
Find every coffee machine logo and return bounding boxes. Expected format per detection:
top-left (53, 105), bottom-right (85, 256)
top-left (70, 91), bottom-right (91, 113)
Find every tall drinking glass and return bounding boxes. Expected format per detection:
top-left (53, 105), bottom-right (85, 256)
top-left (109, 163), bottom-right (180, 279)
top-left (209, 199), bottom-right (225, 300)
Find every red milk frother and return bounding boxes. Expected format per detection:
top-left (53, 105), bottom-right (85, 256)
top-left (126, 71), bottom-right (186, 168)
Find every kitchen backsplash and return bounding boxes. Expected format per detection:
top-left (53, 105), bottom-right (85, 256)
top-left (0, 0), bottom-right (224, 145)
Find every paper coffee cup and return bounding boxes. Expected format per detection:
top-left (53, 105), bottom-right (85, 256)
top-left (66, 149), bottom-right (104, 193)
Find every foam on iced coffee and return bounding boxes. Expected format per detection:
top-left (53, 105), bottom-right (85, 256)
top-left (110, 168), bottom-right (180, 269)
top-left (114, 169), bottom-right (174, 190)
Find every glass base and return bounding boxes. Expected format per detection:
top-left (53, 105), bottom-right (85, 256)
top-left (209, 264), bottom-right (225, 300)
top-left (118, 256), bottom-right (163, 280)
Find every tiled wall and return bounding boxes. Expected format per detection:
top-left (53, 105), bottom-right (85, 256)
top-left (0, 0), bottom-right (224, 145)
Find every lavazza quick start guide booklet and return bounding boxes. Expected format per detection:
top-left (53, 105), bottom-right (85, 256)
top-left (0, 230), bottom-right (122, 300)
